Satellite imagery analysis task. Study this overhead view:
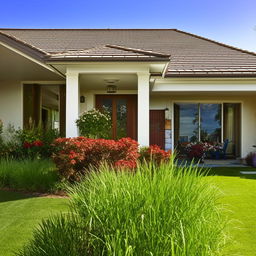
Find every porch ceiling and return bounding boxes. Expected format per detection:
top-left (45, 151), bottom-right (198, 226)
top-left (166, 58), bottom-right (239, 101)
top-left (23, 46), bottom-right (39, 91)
top-left (0, 44), bottom-right (63, 82)
top-left (79, 73), bottom-right (137, 91)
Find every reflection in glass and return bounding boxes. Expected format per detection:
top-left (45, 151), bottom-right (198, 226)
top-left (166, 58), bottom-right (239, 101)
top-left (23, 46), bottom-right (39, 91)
top-left (116, 99), bottom-right (127, 139)
top-left (178, 104), bottom-right (199, 143)
top-left (200, 104), bottom-right (221, 142)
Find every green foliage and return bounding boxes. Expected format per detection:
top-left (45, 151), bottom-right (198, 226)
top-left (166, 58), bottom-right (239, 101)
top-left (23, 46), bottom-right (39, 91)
top-left (18, 160), bottom-right (226, 255)
top-left (76, 108), bottom-right (111, 138)
top-left (0, 121), bottom-right (59, 160)
top-left (17, 214), bottom-right (89, 256)
top-left (0, 159), bottom-right (60, 192)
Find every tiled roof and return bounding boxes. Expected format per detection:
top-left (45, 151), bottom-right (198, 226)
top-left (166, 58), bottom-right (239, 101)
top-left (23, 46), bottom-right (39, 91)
top-left (47, 44), bottom-right (170, 61)
top-left (1, 28), bottom-right (256, 77)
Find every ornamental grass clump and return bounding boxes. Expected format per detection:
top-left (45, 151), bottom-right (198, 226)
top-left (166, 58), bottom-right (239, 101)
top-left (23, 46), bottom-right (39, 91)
top-left (0, 159), bottom-right (59, 192)
top-left (18, 160), bottom-right (226, 256)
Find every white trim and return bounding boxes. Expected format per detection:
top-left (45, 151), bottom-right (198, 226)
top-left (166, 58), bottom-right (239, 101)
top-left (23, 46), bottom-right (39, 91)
top-left (21, 81), bottom-right (65, 84)
top-left (0, 42), bottom-right (64, 77)
top-left (20, 82), bottom-right (24, 128)
top-left (221, 103), bottom-right (224, 143)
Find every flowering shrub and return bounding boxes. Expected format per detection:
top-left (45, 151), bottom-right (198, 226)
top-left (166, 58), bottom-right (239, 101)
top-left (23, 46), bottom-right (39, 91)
top-left (16, 127), bottom-right (59, 159)
top-left (139, 145), bottom-right (171, 165)
top-left (0, 122), bottom-right (59, 159)
top-left (52, 137), bottom-right (139, 181)
top-left (245, 152), bottom-right (256, 167)
top-left (76, 109), bottom-right (111, 138)
top-left (182, 142), bottom-right (223, 160)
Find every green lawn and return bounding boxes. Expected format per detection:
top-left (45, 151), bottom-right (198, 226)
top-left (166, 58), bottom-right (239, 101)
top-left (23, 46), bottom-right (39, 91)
top-left (0, 191), bottom-right (68, 256)
top-left (206, 167), bottom-right (256, 256)
top-left (0, 167), bottom-right (255, 256)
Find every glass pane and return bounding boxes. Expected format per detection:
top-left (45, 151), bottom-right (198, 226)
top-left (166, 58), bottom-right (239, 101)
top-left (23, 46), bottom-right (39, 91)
top-left (176, 103), bottom-right (199, 143)
top-left (224, 103), bottom-right (241, 156)
top-left (101, 99), bottom-right (113, 139)
top-left (200, 104), bottom-right (221, 142)
top-left (116, 99), bottom-right (127, 139)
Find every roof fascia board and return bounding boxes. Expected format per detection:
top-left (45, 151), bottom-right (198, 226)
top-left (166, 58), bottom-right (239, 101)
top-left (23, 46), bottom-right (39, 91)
top-left (152, 82), bottom-right (256, 92)
top-left (0, 41), bottom-right (64, 78)
top-left (154, 77), bottom-right (256, 84)
top-left (65, 63), bottom-right (151, 74)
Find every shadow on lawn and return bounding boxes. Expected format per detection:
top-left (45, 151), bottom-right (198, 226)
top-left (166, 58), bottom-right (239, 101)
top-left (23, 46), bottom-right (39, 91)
top-left (0, 190), bottom-right (36, 203)
top-left (201, 167), bottom-right (256, 180)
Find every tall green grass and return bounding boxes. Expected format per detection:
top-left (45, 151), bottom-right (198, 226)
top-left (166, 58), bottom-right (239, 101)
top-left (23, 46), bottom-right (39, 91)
top-left (17, 160), bottom-right (226, 255)
top-left (0, 159), bottom-right (59, 192)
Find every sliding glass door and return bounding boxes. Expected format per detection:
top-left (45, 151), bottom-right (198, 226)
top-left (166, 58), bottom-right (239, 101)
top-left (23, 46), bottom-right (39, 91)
top-left (174, 102), bottom-right (241, 157)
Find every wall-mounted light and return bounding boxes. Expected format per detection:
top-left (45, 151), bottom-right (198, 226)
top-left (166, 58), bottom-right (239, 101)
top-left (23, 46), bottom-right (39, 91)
top-left (80, 95), bottom-right (85, 103)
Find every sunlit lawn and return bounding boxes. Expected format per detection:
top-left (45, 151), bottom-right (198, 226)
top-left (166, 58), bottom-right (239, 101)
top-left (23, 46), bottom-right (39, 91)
top-left (206, 167), bottom-right (256, 256)
top-left (0, 191), bottom-right (68, 256)
top-left (0, 167), bottom-right (255, 255)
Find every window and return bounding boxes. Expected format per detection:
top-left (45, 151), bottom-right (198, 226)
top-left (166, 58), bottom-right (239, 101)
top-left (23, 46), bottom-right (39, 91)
top-left (174, 103), bottom-right (221, 144)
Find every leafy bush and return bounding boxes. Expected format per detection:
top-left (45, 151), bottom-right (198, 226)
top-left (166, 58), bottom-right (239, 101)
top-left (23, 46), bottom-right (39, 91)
top-left (245, 152), bottom-right (256, 167)
top-left (139, 145), bottom-right (171, 164)
top-left (76, 109), bottom-right (111, 138)
top-left (18, 161), bottom-right (226, 255)
top-left (0, 159), bottom-right (59, 192)
top-left (16, 126), bottom-right (60, 159)
top-left (52, 137), bottom-right (139, 181)
top-left (0, 122), bottom-right (59, 160)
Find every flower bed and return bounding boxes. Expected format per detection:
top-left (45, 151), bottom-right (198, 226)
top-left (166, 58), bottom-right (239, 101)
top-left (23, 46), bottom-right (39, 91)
top-left (182, 142), bottom-right (223, 161)
top-left (52, 137), bottom-right (172, 181)
top-left (52, 137), bottom-right (139, 181)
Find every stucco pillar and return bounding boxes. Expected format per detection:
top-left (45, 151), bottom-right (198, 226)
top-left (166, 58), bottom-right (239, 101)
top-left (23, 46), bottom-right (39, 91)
top-left (137, 72), bottom-right (150, 147)
top-left (66, 72), bottom-right (79, 137)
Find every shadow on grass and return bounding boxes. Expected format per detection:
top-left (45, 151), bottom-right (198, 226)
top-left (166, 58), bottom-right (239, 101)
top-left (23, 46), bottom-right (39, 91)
top-left (200, 167), bottom-right (256, 180)
top-left (0, 190), bottom-right (36, 203)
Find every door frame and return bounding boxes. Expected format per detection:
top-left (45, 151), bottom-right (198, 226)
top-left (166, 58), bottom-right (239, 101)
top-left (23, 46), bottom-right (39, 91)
top-left (95, 94), bottom-right (137, 140)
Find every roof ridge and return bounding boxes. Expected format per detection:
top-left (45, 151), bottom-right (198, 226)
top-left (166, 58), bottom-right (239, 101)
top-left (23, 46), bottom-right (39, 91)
top-left (0, 28), bottom-right (177, 31)
top-left (51, 45), bottom-right (108, 55)
top-left (174, 29), bottom-right (256, 57)
top-left (106, 44), bottom-right (170, 58)
top-left (0, 30), bottom-right (49, 56)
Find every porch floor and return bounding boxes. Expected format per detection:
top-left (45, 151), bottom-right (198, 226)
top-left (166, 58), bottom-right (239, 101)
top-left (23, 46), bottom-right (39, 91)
top-left (178, 159), bottom-right (247, 168)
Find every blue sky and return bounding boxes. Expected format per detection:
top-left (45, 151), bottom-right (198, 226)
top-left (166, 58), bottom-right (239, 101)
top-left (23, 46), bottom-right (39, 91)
top-left (1, 0), bottom-right (255, 52)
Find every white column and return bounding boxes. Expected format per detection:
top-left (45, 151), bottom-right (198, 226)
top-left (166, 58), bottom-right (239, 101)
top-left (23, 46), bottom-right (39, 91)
top-left (66, 72), bottom-right (79, 137)
top-left (137, 72), bottom-right (150, 147)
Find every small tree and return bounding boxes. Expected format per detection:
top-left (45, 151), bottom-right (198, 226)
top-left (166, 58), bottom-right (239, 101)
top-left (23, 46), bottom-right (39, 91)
top-left (76, 109), bottom-right (111, 138)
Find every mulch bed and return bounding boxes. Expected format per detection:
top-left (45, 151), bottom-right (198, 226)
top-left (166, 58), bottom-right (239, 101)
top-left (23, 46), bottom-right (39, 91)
top-left (0, 187), bottom-right (69, 198)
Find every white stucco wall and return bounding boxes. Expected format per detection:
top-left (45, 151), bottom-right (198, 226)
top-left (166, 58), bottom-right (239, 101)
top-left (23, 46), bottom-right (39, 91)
top-left (0, 81), bottom-right (22, 130)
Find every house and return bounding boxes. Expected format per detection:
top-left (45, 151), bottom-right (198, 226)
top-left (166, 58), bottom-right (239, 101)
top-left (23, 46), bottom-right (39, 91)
top-left (1, 28), bottom-right (256, 158)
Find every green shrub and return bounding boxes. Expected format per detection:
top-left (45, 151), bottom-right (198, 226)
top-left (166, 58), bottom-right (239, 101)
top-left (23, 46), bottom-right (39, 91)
top-left (18, 160), bottom-right (226, 255)
top-left (76, 108), bottom-right (111, 138)
top-left (0, 159), bottom-right (59, 192)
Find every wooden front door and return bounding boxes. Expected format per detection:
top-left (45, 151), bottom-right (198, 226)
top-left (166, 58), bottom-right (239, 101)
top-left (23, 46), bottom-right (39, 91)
top-left (96, 95), bottom-right (137, 140)
top-left (150, 110), bottom-right (165, 149)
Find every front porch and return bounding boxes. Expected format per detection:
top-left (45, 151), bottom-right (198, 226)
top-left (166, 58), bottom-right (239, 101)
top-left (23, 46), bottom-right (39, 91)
top-left (19, 74), bottom-right (256, 159)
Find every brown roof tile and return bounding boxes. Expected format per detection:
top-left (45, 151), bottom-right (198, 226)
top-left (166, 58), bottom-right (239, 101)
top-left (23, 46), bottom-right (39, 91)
top-left (0, 28), bottom-right (256, 77)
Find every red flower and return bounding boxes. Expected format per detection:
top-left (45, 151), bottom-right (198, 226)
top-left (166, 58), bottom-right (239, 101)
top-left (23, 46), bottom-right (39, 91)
top-left (23, 142), bottom-right (32, 148)
top-left (33, 140), bottom-right (44, 147)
